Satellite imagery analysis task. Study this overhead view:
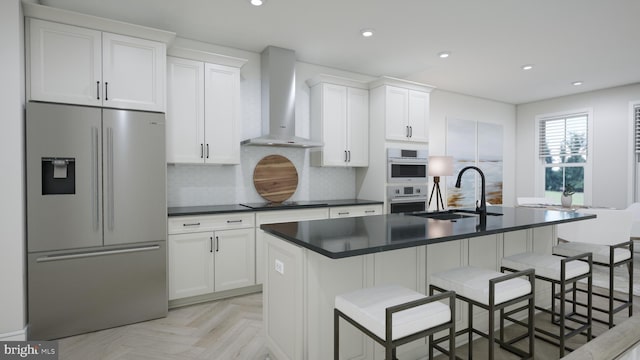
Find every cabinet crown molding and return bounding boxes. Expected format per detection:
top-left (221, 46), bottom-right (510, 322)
top-left (23, 2), bottom-right (176, 44)
top-left (369, 76), bottom-right (435, 93)
top-left (306, 74), bottom-right (369, 89)
top-left (167, 47), bottom-right (248, 68)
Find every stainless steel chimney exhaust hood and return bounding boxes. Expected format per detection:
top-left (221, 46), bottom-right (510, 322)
top-left (241, 46), bottom-right (323, 148)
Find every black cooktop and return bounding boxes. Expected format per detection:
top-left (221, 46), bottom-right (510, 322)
top-left (239, 201), bottom-right (328, 210)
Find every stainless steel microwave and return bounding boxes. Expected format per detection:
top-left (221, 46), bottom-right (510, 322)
top-left (387, 148), bottom-right (428, 183)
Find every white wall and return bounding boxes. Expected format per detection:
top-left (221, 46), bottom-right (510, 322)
top-left (0, 0), bottom-right (27, 340)
top-left (429, 90), bottom-right (517, 206)
top-left (516, 83), bottom-right (640, 209)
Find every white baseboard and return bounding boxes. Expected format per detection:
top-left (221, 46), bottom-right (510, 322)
top-left (0, 327), bottom-right (27, 341)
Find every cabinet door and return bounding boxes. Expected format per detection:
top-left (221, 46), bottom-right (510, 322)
top-left (28, 19), bottom-right (102, 106)
top-left (204, 63), bottom-right (241, 164)
top-left (214, 228), bottom-right (255, 292)
top-left (384, 86), bottom-right (409, 141)
top-left (166, 57), bottom-right (205, 163)
top-left (322, 84), bottom-right (348, 166)
top-left (102, 33), bottom-right (165, 112)
top-left (168, 232), bottom-right (214, 300)
top-left (407, 90), bottom-right (429, 142)
top-left (346, 87), bottom-right (369, 166)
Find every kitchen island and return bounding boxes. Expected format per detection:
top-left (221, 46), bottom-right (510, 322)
top-left (261, 206), bottom-right (595, 360)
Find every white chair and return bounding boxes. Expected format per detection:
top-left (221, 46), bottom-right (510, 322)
top-left (334, 284), bottom-right (455, 360)
top-left (625, 202), bottom-right (640, 252)
top-left (517, 197), bottom-right (553, 206)
top-left (553, 208), bottom-right (633, 328)
top-left (429, 266), bottom-right (535, 360)
top-left (502, 252), bottom-right (593, 357)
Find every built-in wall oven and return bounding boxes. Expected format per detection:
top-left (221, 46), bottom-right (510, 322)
top-left (387, 148), bottom-right (428, 183)
top-left (387, 184), bottom-right (428, 214)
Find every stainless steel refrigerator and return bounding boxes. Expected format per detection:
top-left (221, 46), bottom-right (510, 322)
top-left (26, 102), bottom-right (167, 340)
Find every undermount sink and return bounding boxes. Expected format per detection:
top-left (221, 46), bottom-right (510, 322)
top-left (409, 209), bottom-right (503, 221)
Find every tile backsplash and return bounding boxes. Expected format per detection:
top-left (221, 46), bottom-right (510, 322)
top-left (167, 146), bottom-right (356, 207)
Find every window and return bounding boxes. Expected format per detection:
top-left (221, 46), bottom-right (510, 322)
top-left (537, 112), bottom-right (590, 205)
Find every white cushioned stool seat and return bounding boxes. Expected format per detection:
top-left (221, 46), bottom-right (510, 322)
top-left (502, 252), bottom-right (590, 281)
top-left (335, 284), bottom-right (451, 341)
top-left (430, 266), bottom-right (531, 306)
top-left (553, 242), bottom-right (631, 264)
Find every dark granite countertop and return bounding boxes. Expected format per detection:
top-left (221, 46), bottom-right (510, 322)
top-left (168, 199), bottom-right (383, 217)
top-left (260, 206), bottom-right (596, 259)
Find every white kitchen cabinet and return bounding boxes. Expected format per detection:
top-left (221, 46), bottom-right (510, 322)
top-left (28, 18), bottom-right (165, 112)
top-left (308, 75), bottom-right (369, 167)
top-left (166, 57), bottom-right (242, 164)
top-left (329, 204), bottom-right (383, 218)
top-left (168, 213), bottom-right (255, 300)
top-left (168, 231), bottom-right (215, 299)
top-left (369, 77), bottom-right (434, 143)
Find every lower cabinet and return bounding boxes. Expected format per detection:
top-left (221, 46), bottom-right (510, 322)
top-left (168, 213), bottom-right (255, 301)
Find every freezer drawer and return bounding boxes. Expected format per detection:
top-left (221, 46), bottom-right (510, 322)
top-left (28, 242), bottom-right (167, 340)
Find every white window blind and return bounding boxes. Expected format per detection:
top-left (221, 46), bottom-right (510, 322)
top-left (539, 114), bottom-right (588, 161)
top-left (635, 105), bottom-right (640, 153)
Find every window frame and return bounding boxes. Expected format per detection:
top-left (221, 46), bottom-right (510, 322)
top-left (534, 108), bottom-right (593, 205)
top-left (630, 100), bottom-right (640, 202)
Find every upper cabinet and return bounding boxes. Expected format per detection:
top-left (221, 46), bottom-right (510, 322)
top-left (308, 75), bottom-right (369, 167)
top-left (369, 77), bottom-right (434, 143)
top-left (166, 50), bottom-right (246, 165)
top-left (28, 18), bottom-right (166, 112)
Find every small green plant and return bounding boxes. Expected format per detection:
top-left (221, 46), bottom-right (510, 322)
top-left (562, 184), bottom-right (575, 197)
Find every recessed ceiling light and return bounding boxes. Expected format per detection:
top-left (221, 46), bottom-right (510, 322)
top-left (250, 0), bottom-right (265, 6)
top-left (438, 51), bottom-right (451, 59)
top-left (360, 29), bottom-right (374, 38)
top-left (572, 81), bottom-right (583, 86)
top-left (521, 64), bottom-right (534, 70)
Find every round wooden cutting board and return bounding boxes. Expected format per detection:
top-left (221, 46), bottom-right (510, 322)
top-left (253, 155), bottom-right (298, 203)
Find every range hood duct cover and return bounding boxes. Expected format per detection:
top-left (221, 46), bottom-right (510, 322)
top-left (241, 46), bottom-right (323, 148)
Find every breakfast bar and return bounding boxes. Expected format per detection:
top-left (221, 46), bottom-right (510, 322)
top-left (261, 206), bottom-right (595, 360)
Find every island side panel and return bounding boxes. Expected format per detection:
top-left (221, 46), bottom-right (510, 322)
top-left (264, 233), bottom-right (306, 360)
top-left (306, 249), bottom-right (372, 360)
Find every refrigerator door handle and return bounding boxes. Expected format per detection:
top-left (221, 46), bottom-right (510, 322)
top-left (35, 245), bottom-right (160, 263)
top-left (106, 127), bottom-right (115, 231)
top-left (92, 127), bottom-right (100, 231)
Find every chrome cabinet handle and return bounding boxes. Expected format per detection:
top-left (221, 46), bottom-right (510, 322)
top-left (105, 82), bottom-right (109, 101)
top-left (406, 126), bottom-right (409, 137)
top-left (215, 236), bottom-right (219, 252)
top-left (206, 144), bottom-right (210, 159)
top-left (182, 222), bottom-right (201, 227)
top-left (409, 126), bottom-right (413, 138)
top-left (226, 219), bottom-right (242, 224)
top-left (344, 150), bottom-right (348, 162)
top-left (348, 150), bottom-right (351, 162)
top-left (200, 144), bottom-right (204, 159)
top-left (36, 245), bottom-right (160, 263)
top-left (106, 127), bottom-right (114, 231)
top-left (96, 81), bottom-right (100, 100)
top-left (210, 236), bottom-right (213, 253)
top-left (365, 210), bottom-right (376, 213)
top-left (338, 212), bottom-right (349, 215)
top-left (92, 127), bottom-right (100, 231)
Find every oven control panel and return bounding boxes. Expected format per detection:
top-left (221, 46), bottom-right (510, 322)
top-left (387, 185), bottom-right (428, 199)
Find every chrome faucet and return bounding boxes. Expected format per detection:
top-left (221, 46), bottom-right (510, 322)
top-left (454, 166), bottom-right (487, 217)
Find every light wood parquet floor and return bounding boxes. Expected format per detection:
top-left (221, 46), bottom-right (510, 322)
top-left (58, 293), bottom-right (268, 360)
top-left (58, 287), bottom-right (640, 360)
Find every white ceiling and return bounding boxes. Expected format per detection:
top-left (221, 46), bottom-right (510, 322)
top-left (39, 0), bottom-right (640, 104)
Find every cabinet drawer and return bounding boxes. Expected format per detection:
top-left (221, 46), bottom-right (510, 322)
top-left (168, 213), bottom-right (255, 234)
top-left (329, 205), bottom-right (383, 218)
top-left (256, 208), bottom-right (329, 225)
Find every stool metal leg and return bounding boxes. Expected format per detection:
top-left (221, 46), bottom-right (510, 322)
top-left (468, 301), bottom-right (473, 360)
top-left (334, 309), bottom-right (339, 360)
